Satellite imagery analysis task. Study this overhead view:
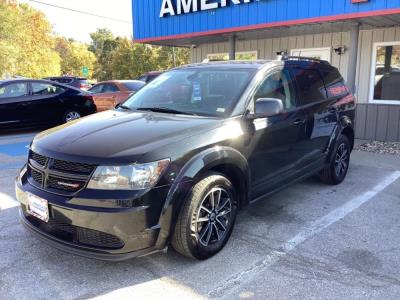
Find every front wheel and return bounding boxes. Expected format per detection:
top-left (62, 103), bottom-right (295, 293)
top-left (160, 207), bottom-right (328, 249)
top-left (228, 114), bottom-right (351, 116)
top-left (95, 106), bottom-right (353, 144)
top-left (171, 173), bottom-right (237, 260)
top-left (319, 134), bottom-right (351, 185)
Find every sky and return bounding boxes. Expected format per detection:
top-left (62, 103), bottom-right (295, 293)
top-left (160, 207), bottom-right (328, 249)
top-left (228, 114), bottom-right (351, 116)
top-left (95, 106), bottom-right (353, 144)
top-left (19, 0), bottom-right (133, 43)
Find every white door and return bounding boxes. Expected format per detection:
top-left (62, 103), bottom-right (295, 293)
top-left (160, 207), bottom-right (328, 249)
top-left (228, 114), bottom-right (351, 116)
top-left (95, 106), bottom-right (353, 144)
top-left (291, 47), bottom-right (331, 62)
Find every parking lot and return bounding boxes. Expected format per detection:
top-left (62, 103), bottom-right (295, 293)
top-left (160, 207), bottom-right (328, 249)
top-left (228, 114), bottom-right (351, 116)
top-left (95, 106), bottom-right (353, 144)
top-left (1, 132), bottom-right (400, 300)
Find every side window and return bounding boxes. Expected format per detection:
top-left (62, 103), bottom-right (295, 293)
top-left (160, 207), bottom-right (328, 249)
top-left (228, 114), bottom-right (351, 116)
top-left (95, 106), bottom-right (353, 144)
top-left (292, 68), bottom-right (327, 105)
top-left (321, 70), bottom-right (348, 98)
top-left (137, 76), bottom-right (147, 82)
top-left (103, 84), bottom-right (119, 93)
top-left (32, 83), bottom-right (65, 96)
top-left (254, 70), bottom-right (296, 110)
top-left (0, 83), bottom-right (28, 99)
top-left (89, 84), bottom-right (104, 94)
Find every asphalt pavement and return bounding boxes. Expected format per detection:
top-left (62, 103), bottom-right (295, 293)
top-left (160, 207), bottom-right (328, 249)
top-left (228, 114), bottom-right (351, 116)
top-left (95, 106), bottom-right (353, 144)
top-left (1, 132), bottom-right (400, 300)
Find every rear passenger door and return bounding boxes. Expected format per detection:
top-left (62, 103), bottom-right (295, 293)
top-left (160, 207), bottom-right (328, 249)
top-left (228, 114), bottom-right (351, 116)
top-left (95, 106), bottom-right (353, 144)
top-left (290, 67), bottom-right (338, 164)
top-left (29, 82), bottom-right (67, 124)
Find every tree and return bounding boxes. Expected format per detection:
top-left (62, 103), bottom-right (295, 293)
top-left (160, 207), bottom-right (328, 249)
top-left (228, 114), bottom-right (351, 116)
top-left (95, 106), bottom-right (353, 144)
top-left (89, 29), bottom-right (118, 80)
top-left (55, 37), bottom-right (96, 78)
top-left (0, 0), bottom-right (60, 78)
top-left (155, 46), bottom-right (190, 70)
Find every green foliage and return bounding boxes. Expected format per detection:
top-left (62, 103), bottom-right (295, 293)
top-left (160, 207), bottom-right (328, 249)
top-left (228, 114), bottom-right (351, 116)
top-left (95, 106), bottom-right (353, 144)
top-left (0, 2), bottom-right (190, 81)
top-left (0, 0), bottom-right (60, 78)
top-left (55, 37), bottom-right (96, 78)
top-left (89, 29), bottom-right (118, 81)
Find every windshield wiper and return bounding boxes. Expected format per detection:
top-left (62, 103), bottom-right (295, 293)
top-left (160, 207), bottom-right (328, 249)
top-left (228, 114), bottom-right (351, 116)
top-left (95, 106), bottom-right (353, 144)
top-left (136, 107), bottom-right (197, 116)
top-left (117, 105), bottom-right (132, 110)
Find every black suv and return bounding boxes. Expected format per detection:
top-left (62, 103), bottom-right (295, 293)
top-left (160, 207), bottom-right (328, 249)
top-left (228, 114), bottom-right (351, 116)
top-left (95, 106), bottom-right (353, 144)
top-left (16, 58), bottom-right (355, 261)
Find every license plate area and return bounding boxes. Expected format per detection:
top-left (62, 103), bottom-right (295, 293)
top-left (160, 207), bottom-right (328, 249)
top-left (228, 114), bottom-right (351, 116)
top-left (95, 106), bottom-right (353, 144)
top-left (27, 193), bottom-right (49, 222)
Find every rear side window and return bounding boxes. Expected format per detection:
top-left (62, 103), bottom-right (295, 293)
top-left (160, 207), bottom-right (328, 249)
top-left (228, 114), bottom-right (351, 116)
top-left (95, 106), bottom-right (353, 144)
top-left (291, 68), bottom-right (327, 105)
top-left (89, 84), bottom-right (104, 93)
top-left (103, 84), bottom-right (119, 93)
top-left (32, 83), bottom-right (65, 95)
top-left (124, 82), bottom-right (145, 91)
top-left (322, 70), bottom-right (348, 98)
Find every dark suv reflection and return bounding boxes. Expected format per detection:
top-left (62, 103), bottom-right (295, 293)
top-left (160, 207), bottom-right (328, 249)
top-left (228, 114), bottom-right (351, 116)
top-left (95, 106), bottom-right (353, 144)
top-left (16, 58), bottom-right (355, 261)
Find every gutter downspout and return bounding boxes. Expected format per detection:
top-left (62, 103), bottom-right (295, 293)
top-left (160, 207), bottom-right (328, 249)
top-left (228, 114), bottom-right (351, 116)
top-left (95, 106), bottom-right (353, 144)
top-left (229, 35), bottom-right (236, 60)
top-left (347, 24), bottom-right (360, 94)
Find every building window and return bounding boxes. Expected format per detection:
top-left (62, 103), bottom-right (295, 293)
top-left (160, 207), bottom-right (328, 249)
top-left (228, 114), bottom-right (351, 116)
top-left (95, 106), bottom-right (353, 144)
top-left (370, 42), bottom-right (400, 105)
top-left (290, 47), bottom-right (331, 63)
top-left (207, 51), bottom-right (258, 61)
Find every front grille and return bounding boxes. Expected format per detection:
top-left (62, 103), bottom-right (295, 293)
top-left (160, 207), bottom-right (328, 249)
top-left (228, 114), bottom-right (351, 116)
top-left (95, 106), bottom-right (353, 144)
top-left (30, 168), bottom-right (44, 186)
top-left (52, 159), bottom-right (95, 175)
top-left (31, 151), bottom-right (47, 166)
top-left (27, 151), bottom-right (96, 195)
top-left (26, 216), bottom-right (124, 249)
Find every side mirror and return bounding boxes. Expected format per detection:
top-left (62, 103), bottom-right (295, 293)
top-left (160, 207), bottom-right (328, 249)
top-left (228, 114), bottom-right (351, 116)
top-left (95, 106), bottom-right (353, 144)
top-left (253, 98), bottom-right (283, 117)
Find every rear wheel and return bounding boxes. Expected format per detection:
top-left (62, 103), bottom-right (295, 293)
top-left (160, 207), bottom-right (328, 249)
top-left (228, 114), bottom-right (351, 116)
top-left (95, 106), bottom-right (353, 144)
top-left (172, 173), bottom-right (237, 260)
top-left (319, 134), bottom-right (351, 185)
top-left (64, 110), bottom-right (81, 123)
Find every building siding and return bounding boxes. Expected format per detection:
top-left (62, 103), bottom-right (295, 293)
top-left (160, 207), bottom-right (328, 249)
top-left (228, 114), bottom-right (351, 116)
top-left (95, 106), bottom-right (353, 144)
top-left (191, 27), bottom-right (400, 141)
top-left (132, 0), bottom-right (400, 41)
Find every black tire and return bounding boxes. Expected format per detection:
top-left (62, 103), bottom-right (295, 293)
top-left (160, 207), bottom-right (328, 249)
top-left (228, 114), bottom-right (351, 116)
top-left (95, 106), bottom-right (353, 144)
top-left (63, 110), bottom-right (81, 123)
top-left (171, 172), bottom-right (238, 260)
top-left (319, 134), bottom-right (351, 185)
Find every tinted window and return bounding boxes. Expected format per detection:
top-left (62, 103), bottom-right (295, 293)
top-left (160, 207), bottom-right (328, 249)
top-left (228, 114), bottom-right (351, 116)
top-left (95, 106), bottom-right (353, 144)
top-left (322, 70), bottom-right (348, 98)
top-left (147, 74), bottom-right (160, 82)
top-left (254, 70), bottom-right (295, 110)
top-left (103, 84), bottom-right (119, 93)
top-left (137, 76), bottom-right (147, 82)
top-left (0, 83), bottom-right (28, 99)
top-left (89, 84), bottom-right (104, 94)
top-left (32, 83), bottom-right (65, 95)
top-left (292, 68), bottom-right (327, 105)
top-left (124, 69), bottom-right (255, 117)
top-left (53, 78), bottom-right (73, 84)
top-left (123, 81), bottom-right (145, 91)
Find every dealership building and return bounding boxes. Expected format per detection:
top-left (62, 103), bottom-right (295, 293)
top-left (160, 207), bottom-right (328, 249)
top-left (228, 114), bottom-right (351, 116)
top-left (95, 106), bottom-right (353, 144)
top-left (133, 0), bottom-right (400, 142)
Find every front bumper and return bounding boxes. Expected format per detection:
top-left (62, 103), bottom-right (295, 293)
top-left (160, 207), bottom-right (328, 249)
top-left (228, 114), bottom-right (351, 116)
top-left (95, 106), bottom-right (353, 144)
top-left (15, 181), bottom-right (170, 261)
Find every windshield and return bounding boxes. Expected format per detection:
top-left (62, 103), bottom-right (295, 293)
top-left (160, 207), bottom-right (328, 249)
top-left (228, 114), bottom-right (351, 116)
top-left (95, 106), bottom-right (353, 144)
top-left (122, 68), bottom-right (255, 117)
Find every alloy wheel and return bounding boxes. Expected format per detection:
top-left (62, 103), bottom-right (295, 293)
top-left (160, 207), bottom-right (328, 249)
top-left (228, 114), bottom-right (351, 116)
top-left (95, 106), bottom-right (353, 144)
top-left (65, 111), bottom-right (81, 122)
top-left (334, 143), bottom-right (349, 177)
top-left (195, 187), bottom-right (232, 247)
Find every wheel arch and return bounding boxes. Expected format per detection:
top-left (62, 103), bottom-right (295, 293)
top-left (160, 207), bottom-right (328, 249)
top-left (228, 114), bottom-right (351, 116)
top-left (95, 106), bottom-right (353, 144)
top-left (154, 146), bottom-right (250, 249)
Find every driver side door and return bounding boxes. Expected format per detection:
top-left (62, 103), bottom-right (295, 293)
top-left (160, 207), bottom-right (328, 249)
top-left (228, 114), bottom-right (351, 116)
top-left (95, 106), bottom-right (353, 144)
top-left (247, 68), bottom-right (306, 201)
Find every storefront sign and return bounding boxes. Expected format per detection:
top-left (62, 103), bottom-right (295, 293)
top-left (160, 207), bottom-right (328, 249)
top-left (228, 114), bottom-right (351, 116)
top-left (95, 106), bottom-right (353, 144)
top-left (160, 0), bottom-right (253, 18)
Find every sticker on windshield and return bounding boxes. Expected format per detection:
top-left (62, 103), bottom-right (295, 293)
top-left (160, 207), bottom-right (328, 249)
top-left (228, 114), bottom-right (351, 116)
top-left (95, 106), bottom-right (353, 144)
top-left (192, 81), bottom-right (202, 102)
top-left (217, 108), bottom-right (226, 113)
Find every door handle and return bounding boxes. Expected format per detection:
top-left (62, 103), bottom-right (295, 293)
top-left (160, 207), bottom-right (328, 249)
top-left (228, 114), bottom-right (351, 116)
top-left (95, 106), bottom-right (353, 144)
top-left (293, 119), bottom-right (306, 125)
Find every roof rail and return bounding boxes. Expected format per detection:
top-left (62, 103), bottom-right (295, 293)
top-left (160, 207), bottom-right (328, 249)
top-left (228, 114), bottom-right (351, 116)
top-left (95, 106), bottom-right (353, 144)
top-left (279, 55), bottom-right (330, 65)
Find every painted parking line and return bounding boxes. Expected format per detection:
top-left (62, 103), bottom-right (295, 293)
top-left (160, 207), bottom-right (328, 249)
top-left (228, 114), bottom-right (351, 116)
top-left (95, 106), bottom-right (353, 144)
top-left (210, 170), bottom-right (400, 298)
top-left (0, 142), bottom-right (29, 157)
top-left (0, 192), bottom-right (19, 210)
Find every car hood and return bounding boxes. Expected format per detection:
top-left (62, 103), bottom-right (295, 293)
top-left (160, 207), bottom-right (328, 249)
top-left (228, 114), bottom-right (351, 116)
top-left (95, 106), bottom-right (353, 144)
top-left (31, 110), bottom-right (223, 164)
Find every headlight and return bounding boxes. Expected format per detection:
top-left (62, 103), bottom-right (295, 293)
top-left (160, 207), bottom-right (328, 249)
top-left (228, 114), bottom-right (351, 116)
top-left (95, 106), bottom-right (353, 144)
top-left (87, 159), bottom-right (170, 190)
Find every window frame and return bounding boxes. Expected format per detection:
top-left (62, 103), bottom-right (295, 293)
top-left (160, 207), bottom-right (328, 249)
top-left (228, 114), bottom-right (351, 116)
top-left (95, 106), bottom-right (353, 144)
top-left (369, 41), bottom-right (400, 105)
